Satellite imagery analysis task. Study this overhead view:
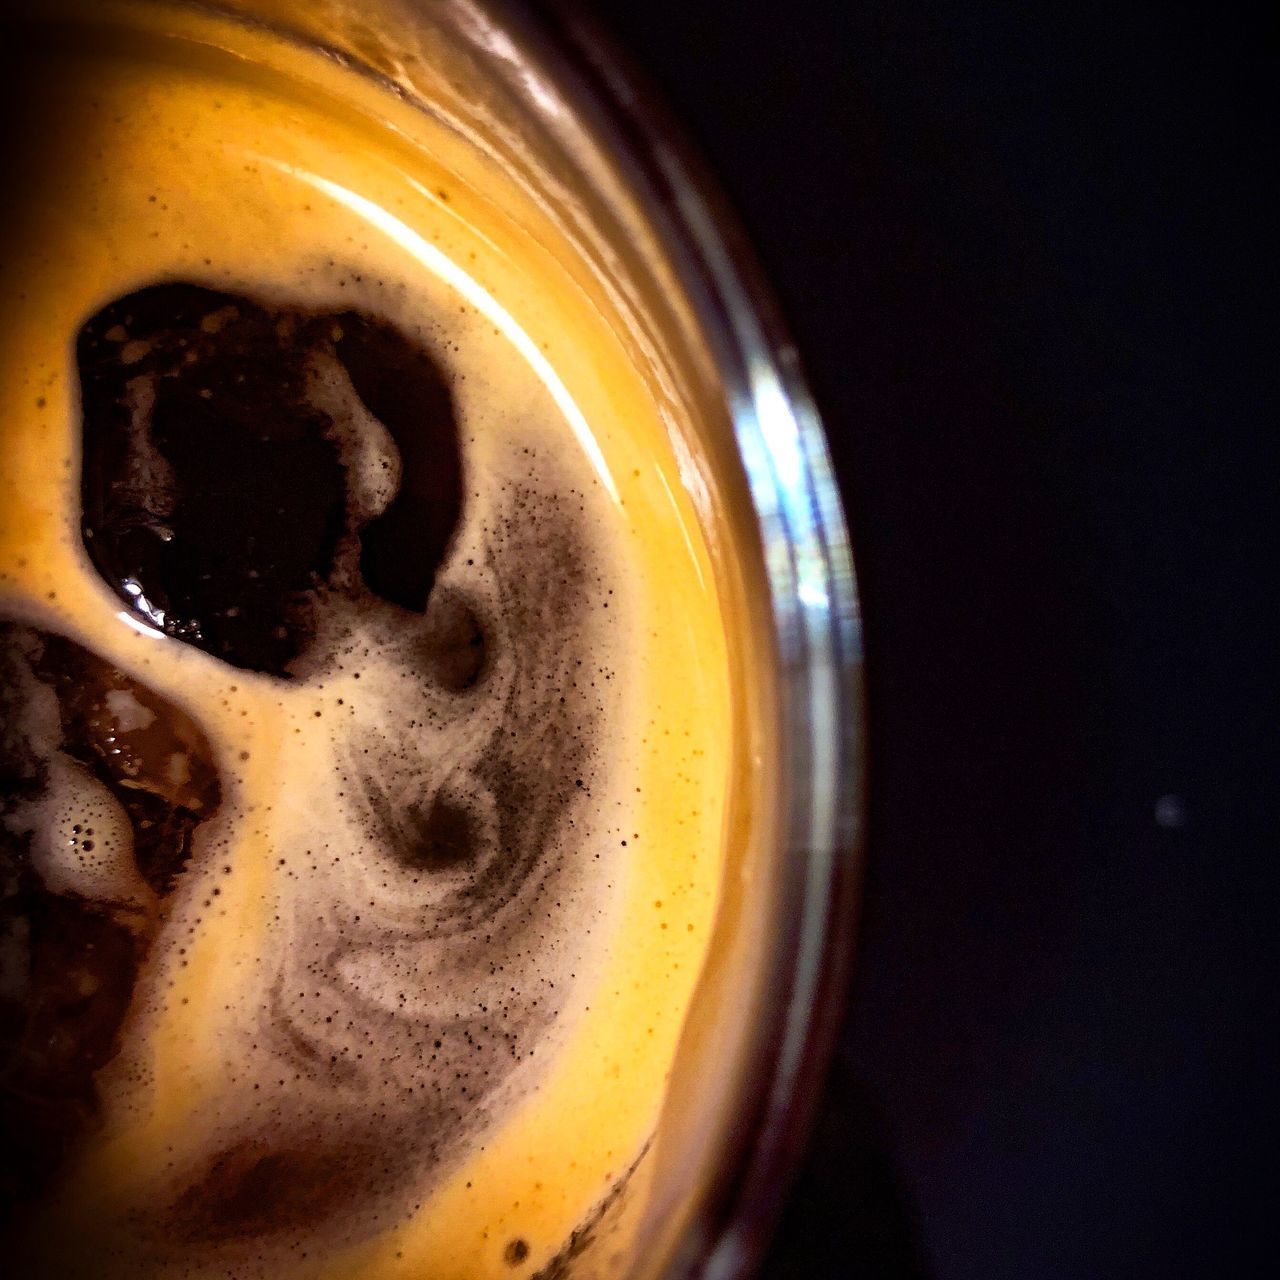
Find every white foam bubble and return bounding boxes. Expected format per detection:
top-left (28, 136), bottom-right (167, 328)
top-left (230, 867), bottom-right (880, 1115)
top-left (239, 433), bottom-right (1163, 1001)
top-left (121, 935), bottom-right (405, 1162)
top-left (28, 757), bottom-right (150, 908)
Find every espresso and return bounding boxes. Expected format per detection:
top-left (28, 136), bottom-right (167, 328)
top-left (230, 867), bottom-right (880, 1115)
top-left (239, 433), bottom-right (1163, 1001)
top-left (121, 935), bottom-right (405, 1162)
top-left (6, 273), bottom-right (616, 1250)
top-left (1, 4), bottom-right (736, 1278)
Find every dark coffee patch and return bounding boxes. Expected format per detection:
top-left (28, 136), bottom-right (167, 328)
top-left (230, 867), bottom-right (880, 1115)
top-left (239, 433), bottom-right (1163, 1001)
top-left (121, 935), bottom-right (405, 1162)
top-left (32, 632), bottom-right (220, 894)
top-left (164, 1140), bottom-right (380, 1242)
top-left (0, 621), bottom-right (221, 1211)
top-left (420, 588), bottom-right (487, 692)
top-left (77, 284), bottom-right (463, 676)
top-left (331, 311), bottom-right (462, 613)
top-left (0, 884), bottom-right (143, 1211)
top-left (77, 284), bottom-right (346, 674)
top-left (409, 796), bottom-right (478, 874)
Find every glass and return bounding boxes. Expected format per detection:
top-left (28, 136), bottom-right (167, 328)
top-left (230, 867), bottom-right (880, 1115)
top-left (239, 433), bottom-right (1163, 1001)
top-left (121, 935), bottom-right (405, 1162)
top-left (11, 0), bottom-right (864, 1274)
top-left (210, 1), bottom-right (862, 1274)
top-left (304, 7), bottom-right (870, 1269)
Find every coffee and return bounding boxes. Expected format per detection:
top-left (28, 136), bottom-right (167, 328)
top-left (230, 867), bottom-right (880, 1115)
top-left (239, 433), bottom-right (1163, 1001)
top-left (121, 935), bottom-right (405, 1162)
top-left (0, 4), bottom-right (738, 1277)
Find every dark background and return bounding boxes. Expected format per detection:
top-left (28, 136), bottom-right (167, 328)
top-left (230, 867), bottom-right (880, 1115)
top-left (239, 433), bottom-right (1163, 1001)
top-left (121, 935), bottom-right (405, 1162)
top-left (586, 3), bottom-right (1271, 1278)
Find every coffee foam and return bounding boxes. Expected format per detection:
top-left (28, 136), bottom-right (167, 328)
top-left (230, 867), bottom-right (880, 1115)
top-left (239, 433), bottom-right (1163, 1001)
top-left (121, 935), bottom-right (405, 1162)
top-left (1, 266), bottom-right (631, 1275)
top-left (0, 16), bottom-right (739, 1275)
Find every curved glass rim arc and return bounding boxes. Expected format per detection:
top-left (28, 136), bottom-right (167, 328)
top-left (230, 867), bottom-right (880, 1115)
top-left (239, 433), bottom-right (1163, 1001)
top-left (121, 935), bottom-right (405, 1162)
top-left (68, 0), bottom-right (869, 1267)
top-left (495, 4), bottom-right (867, 1277)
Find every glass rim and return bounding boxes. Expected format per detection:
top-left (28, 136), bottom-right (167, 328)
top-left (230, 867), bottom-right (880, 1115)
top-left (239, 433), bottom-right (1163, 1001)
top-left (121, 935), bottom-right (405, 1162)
top-left (11, 0), bottom-right (867, 1269)
top-left (494, 4), bottom-right (867, 1275)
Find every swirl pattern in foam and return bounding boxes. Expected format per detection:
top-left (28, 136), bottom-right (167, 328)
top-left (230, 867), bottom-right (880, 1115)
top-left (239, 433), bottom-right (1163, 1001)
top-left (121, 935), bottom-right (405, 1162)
top-left (0, 11), bottom-right (735, 1276)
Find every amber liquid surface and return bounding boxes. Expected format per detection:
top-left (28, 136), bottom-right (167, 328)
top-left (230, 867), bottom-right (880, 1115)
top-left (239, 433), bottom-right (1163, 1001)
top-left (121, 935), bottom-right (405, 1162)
top-left (0, 4), bottom-right (740, 1277)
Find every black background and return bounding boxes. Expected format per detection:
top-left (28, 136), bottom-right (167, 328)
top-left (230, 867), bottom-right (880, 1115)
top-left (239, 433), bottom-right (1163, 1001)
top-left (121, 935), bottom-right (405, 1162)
top-left (585, 3), bottom-right (1271, 1278)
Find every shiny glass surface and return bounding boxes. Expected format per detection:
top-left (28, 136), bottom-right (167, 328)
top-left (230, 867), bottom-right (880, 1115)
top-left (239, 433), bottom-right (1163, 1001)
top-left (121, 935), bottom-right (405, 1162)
top-left (31, 1), bottom-right (864, 1272)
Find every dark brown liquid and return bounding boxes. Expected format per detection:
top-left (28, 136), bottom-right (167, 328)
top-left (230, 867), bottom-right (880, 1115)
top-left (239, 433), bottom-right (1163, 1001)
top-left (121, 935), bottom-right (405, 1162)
top-left (78, 283), bottom-right (464, 674)
top-left (1, 625), bottom-right (220, 1207)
